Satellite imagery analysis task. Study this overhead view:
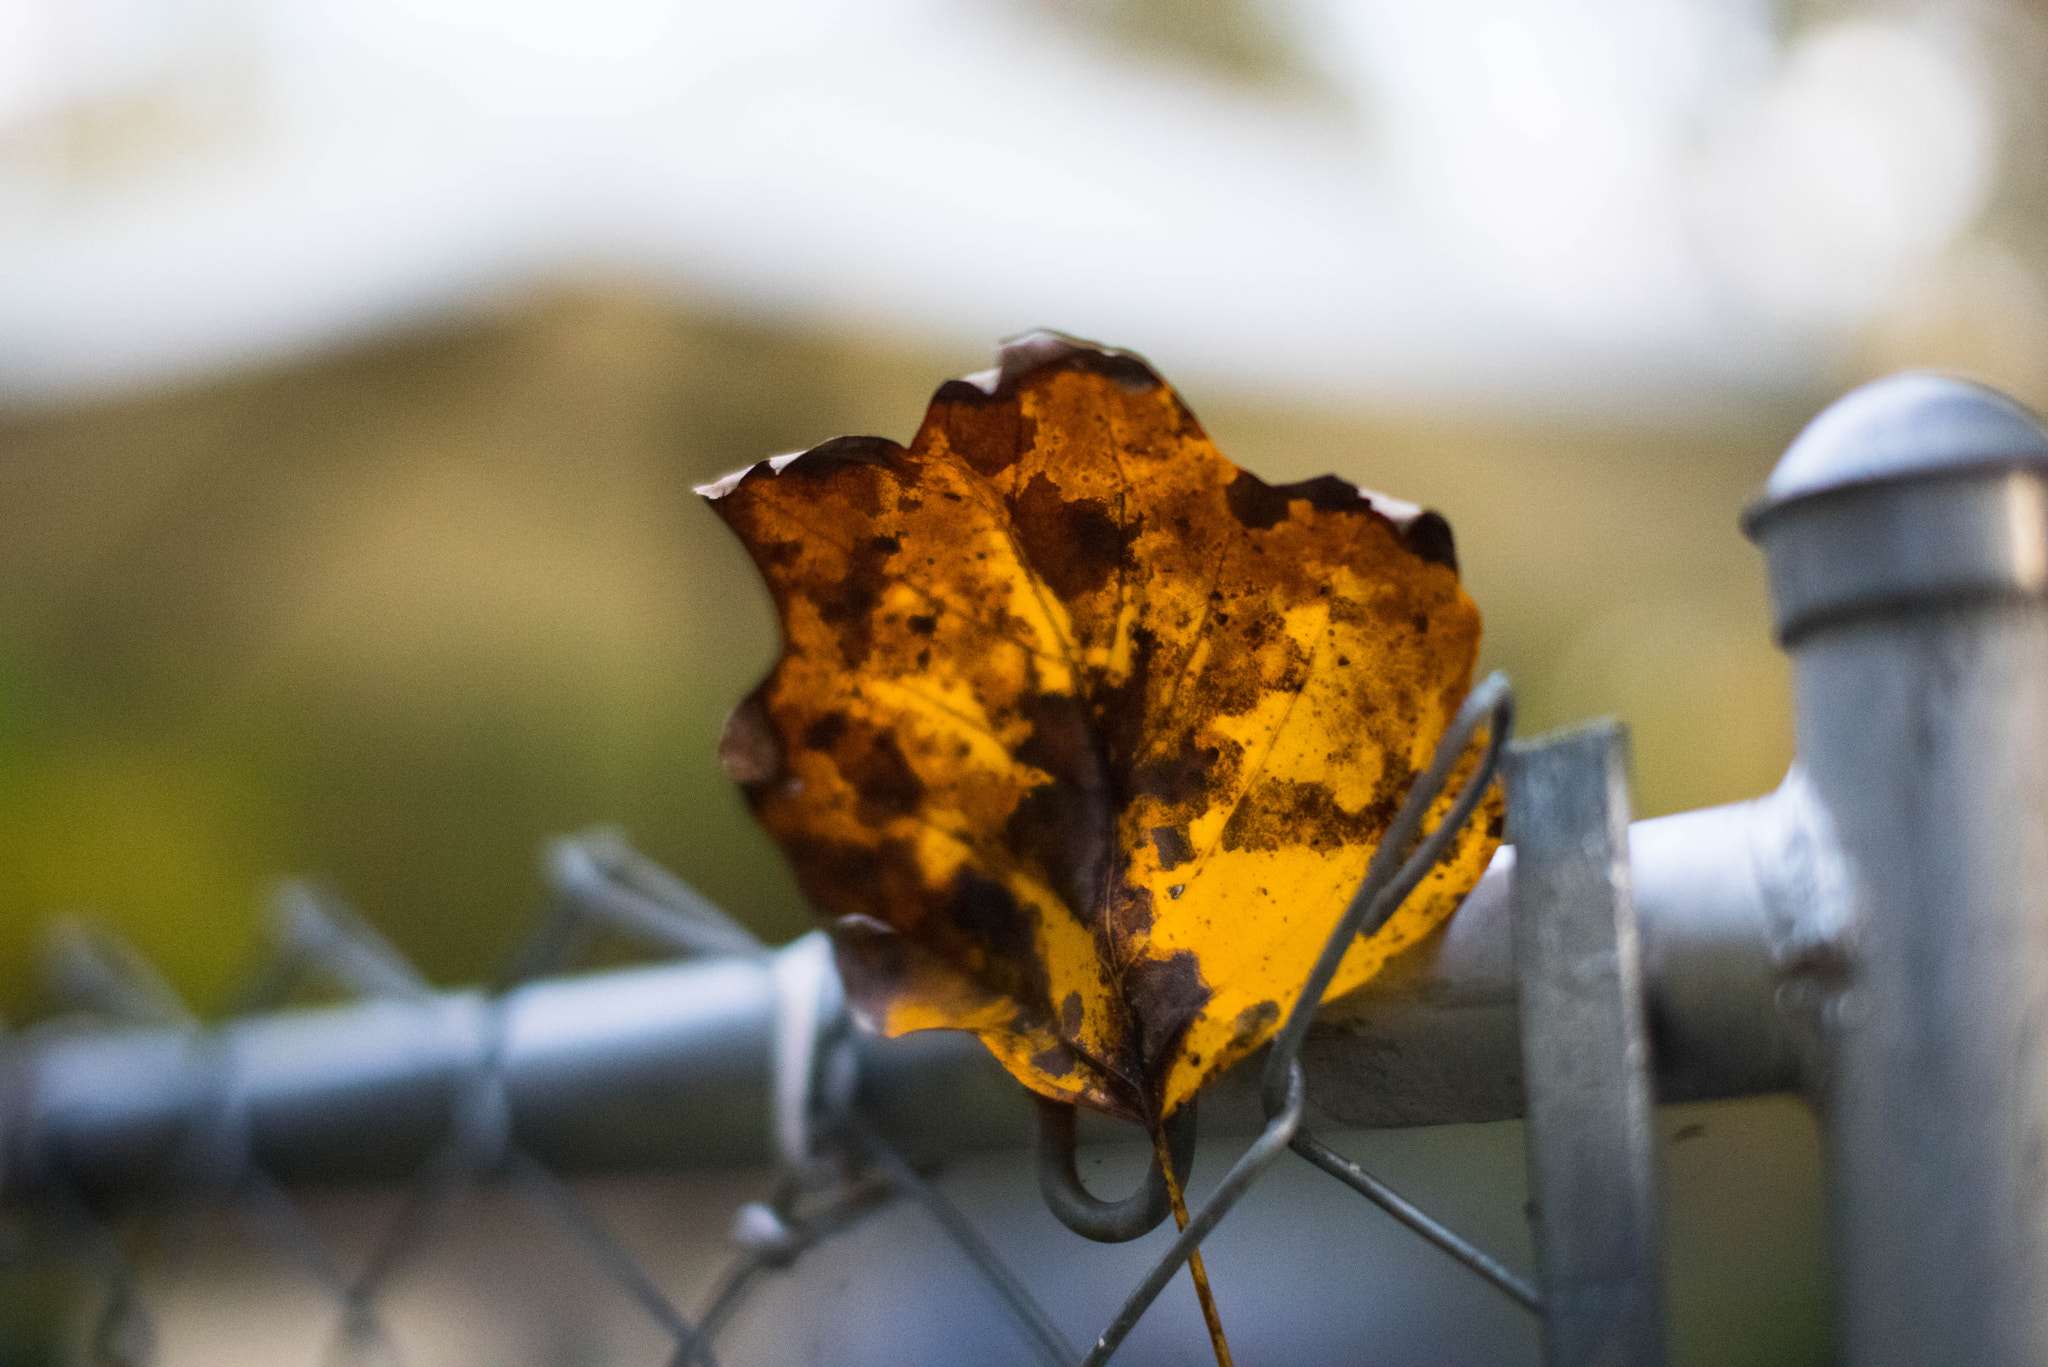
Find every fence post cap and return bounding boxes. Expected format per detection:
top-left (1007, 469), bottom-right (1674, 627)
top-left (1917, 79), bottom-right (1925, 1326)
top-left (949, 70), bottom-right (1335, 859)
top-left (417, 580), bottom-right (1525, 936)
top-left (1746, 374), bottom-right (2048, 644)
top-left (1755, 372), bottom-right (2048, 515)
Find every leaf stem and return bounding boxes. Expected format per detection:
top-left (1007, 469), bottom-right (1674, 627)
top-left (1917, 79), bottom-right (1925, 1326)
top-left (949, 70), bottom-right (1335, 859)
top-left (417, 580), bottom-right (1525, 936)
top-left (1153, 1126), bottom-right (1233, 1367)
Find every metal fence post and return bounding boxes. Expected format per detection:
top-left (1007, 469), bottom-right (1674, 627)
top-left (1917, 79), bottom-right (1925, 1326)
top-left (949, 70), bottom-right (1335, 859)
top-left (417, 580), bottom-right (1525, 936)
top-left (1508, 721), bottom-right (1668, 1367)
top-left (1746, 373), bottom-right (2048, 1367)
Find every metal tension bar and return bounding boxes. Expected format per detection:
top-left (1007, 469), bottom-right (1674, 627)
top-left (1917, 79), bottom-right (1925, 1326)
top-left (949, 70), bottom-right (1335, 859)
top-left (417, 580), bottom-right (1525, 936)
top-left (1508, 723), bottom-right (1667, 1367)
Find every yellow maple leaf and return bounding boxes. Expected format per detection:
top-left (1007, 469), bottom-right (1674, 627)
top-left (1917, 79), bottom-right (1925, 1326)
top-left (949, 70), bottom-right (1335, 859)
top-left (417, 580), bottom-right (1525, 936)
top-left (703, 331), bottom-right (1501, 1127)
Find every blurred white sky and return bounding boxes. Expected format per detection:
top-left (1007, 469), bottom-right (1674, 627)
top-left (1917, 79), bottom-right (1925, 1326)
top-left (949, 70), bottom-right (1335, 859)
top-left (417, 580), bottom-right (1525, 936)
top-left (0, 0), bottom-right (2008, 411)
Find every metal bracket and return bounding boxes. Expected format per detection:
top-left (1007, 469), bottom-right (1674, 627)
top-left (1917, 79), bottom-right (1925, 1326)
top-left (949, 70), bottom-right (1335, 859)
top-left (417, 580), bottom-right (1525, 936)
top-left (1509, 721), bottom-right (1669, 1367)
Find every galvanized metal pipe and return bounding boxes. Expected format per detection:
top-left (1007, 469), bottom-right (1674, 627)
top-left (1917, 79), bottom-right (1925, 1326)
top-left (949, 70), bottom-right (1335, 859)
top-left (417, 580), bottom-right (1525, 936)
top-left (1746, 374), bottom-right (2048, 1367)
top-left (2, 787), bottom-right (1817, 1200)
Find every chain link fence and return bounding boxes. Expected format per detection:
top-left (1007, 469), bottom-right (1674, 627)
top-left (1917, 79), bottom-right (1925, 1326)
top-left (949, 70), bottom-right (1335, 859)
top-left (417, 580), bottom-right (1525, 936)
top-left (4, 682), bottom-right (1569, 1367)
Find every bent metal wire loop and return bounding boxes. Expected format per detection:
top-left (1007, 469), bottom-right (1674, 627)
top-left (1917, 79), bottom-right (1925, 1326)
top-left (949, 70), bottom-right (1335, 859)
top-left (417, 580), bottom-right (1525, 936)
top-left (3, 676), bottom-right (1533, 1367)
top-left (1033, 1094), bottom-right (1199, 1242)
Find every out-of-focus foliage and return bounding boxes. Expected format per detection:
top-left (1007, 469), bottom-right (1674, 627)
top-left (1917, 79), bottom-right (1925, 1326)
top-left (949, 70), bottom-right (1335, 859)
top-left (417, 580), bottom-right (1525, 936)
top-left (1031, 0), bottom-right (1330, 94)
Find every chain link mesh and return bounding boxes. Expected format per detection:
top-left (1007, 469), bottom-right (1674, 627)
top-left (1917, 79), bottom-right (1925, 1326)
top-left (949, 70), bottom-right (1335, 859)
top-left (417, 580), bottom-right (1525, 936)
top-left (4, 680), bottom-right (1532, 1367)
top-left (10, 836), bottom-right (1094, 1367)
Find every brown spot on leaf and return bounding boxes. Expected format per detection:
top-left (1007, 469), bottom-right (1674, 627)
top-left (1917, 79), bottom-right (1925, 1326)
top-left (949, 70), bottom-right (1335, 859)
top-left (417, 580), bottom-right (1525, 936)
top-left (1112, 882), bottom-right (1154, 940)
top-left (784, 836), bottom-right (888, 912)
top-left (1229, 999), bottom-right (1280, 1050)
top-left (1014, 692), bottom-right (1101, 788)
top-left (1222, 471), bottom-right (1370, 531)
top-left (1031, 1044), bottom-right (1077, 1079)
top-left (1150, 824), bottom-right (1195, 871)
top-left (1006, 693), bottom-right (1110, 918)
top-left (842, 732), bottom-right (924, 822)
top-left (1224, 470), bottom-right (1292, 530)
top-left (1009, 472), bottom-right (1131, 600)
top-left (983, 330), bottom-right (1163, 397)
top-left (1091, 624), bottom-right (1159, 775)
top-left (1287, 474), bottom-right (1371, 515)
top-left (802, 712), bottom-right (848, 753)
top-left (949, 870), bottom-right (1051, 1010)
top-left (1131, 746), bottom-right (1222, 805)
top-left (1401, 510), bottom-right (1458, 570)
top-left (813, 530), bottom-right (897, 669)
top-left (1006, 782), bottom-right (1104, 925)
top-left (790, 434), bottom-right (905, 484)
top-left (1220, 778), bottom-right (1398, 856)
top-left (1124, 951), bottom-right (1210, 1078)
top-left (925, 383), bottom-right (1038, 478)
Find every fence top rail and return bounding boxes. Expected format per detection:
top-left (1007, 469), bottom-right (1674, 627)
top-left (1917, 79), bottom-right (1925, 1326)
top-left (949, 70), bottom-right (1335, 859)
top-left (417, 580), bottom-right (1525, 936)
top-left (1, 788), bottom-right (1821, 1200)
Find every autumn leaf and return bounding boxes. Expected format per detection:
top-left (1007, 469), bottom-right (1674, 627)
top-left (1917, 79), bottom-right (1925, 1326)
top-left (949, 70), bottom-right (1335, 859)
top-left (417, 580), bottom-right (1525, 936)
top-left (703, 331), bottom-right (1502, 1128)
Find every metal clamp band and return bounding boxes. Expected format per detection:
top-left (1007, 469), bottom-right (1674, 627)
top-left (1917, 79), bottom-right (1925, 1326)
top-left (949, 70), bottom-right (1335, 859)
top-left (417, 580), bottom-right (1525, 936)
top-left (1744, 373), bottom-right (2048, 646)
top-left (1747, 464), bottom-right (2048, 645)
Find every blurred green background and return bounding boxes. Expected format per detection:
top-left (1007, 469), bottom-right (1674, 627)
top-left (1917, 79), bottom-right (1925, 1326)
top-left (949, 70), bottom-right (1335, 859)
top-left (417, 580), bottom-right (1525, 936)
top-left (0, 289), bottom-right (1808, 1018)
top-left (5, 0), bottom-right (2046, 1017)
